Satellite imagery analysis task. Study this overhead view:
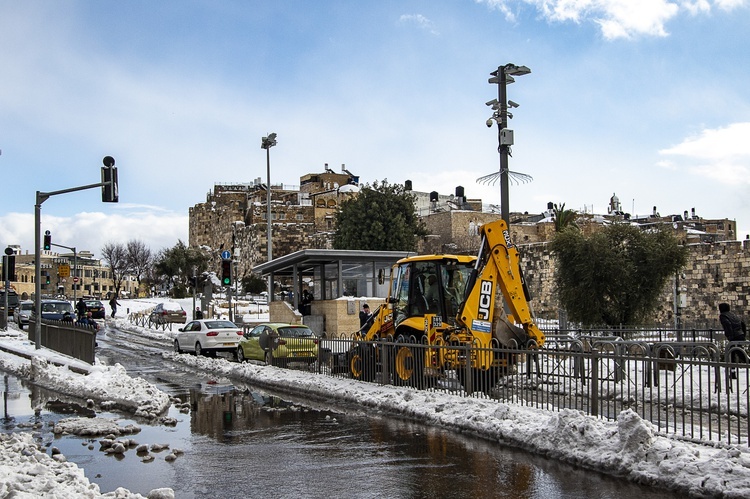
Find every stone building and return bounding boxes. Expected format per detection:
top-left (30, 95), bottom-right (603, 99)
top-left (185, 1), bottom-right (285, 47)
top-left (188, 168), bottom-right (746, 327)
top-left (188, 164), bottom-right (360, 284)
top-left (2, 247), bottom-right (139, 300)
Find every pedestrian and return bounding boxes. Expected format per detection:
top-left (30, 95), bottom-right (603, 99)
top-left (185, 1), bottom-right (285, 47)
top-left (109, 295), bottom-right (121, 318)
top-left (719, 302), bottom-right (747, 377)
top-left (195, 308), bottom-right (203, 320)
top-left (76, 298), bottom-right (87, 319)
top-left (300, 289), bottom-right (313, 316)
top-left (62, 312), bottom-right (73, 322)
top-left (359, 303), bottom-right (373, 329)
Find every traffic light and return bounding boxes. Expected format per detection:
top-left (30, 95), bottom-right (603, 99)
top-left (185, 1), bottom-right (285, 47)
top-left (189, 276), bottom-right (197, 289)
top-left (43, 231), bottom-right (51, 251)
top-left (44, 271), bottom-right (50, 284)
top-left (101, 156), bottom-right (119, 203)
top-left (221, 259), bottom-right (232, 286)
top-left (2, 252), bottom-right (14, 281)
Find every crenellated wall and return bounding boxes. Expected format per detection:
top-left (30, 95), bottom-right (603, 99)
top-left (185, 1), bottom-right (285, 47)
top-left (518, 240), bottom-right (750, 327)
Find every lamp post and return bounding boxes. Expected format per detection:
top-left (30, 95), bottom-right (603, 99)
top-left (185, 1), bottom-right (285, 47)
top-left (261, 133), bottom-right (277, 299)
top-left (488, 64), bottom-right (530, 225)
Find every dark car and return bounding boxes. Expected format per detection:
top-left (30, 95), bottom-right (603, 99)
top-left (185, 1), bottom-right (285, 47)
top-left (0, 289), bottom-right (20, 317)
top-left (31, 299), bottom-right (76, 321)
top-left (85, 300), bottom-right (106, 319)
top-left (149, 302), bottom-right (187, 325)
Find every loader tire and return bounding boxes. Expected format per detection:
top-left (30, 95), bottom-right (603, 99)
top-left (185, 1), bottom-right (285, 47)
top-left (349, 346), bottom-right (375, 382)
top-left (393, 344), bottom-right (426, 389)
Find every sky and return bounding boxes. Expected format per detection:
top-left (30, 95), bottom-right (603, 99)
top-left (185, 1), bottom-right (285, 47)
top-left (1, 0), bottom-right (749, 259)
top-left (2, 297), bottom-right (750, 496)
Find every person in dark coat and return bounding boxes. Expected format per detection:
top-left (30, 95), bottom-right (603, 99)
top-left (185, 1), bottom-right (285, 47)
top-left (76, 298), bottom-right (87, 319)
top-left (109, 295), bottom-right (121, 318)
top-left (359, 303), bottom-right (373, 329)
top-left (719, 302), bottom-right (747, 376)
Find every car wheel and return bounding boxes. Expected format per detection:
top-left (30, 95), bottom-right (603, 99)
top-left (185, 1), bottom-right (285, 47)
top-left (237, 346), bottom-right (245, 363)
top-left (195, 342), bottom-right (203, 356)
top-left (173, 340), bottom-right (182, 354)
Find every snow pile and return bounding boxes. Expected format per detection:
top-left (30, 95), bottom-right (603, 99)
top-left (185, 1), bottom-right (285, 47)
top-left (0, 433), bottom-right (174, 499)
top-left (0, 335), bottom-right (170, 419)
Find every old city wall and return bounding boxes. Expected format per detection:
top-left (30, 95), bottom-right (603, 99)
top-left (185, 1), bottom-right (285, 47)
top-left (518, 240), bottom-right (750, 327)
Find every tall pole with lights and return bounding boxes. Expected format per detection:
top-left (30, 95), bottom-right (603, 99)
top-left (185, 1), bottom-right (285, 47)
top-left (487, 64), bottom-right (530, 225)
top-left (261, 133), bottom-right (277, 300)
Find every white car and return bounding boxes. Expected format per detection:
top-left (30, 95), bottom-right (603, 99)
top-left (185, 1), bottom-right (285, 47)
top-left (173, 319), bottom-right (244, 357)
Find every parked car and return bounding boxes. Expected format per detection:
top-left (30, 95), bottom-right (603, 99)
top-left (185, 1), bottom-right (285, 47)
top-left (85, 299), bottom-right (106, 319)
top-left (173, 319), bottom-right (244, 357)
top-left (0, 289), bottom-right (20, 318)
top-left (237, 323), bottom-right (319, 366)
top-left (31, 299), bottom-right (76, 321)
top-left (13, 300), bottom-right (33, 327)
top-left (149, 302), bottom-right (187, 325)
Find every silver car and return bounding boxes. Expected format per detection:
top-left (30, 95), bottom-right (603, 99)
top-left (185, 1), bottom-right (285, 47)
top-left (13, 300), bottom-right (33, 327)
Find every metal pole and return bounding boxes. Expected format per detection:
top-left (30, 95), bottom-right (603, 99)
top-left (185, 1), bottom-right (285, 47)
top-left (266, 145), bottom-right (272, 301)
top-left (498, 67), bottom-right (510, 225)
top-left (73, 248), bottom-right (77, 305)
top-left (2, 255), bottom-right (8, 330)
top-left (34, 196), bottom-right (42, 349)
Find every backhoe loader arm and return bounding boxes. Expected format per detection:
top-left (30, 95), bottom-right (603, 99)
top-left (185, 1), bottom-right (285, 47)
top-left (457, 219), bottom-right (545, 348)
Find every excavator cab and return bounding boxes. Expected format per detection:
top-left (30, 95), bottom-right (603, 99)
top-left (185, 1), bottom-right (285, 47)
top-left (388, 256), bottom-right (475, 336)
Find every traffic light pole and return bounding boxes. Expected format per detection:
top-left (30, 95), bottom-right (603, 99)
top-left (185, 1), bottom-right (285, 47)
top-left (50, 242), bottom-right (77, 305)
top-left (33, 156), bottom-right (117, 350)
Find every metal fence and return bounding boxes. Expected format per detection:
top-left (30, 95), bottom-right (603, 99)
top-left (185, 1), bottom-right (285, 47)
top-left (310, 334), bottom-right (749, 446)
top-left (27, 319), bottom-right (97, 364)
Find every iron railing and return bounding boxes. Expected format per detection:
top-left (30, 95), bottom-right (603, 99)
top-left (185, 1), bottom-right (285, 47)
top-left (309, 335), bottom-right (749, 446)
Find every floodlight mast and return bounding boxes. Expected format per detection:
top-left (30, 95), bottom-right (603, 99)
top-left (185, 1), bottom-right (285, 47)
top-left (261, 133), bottom-right (277, 301)
top-left (488, 64), bottom-right (530, 224)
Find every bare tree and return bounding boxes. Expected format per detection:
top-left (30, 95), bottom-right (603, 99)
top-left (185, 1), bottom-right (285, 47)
top-left (100, 242), bottom-right (129, 297)
top-left (126, 239), bottom-right (152, 295)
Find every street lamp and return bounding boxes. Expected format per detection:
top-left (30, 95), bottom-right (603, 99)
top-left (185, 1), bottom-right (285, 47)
top-left (261, 133), bottom-right (277, 299)
top-left (486, 64), bottom-right (531, 225)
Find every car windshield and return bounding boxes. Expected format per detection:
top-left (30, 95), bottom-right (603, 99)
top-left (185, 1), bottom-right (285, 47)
top-left (278, 326), bottom-right (314, 338)
top-left (205, 320), bottom-right (237, 329)
top-left (21, 303), bottom-right (33, 311)
top-left (86, 301), bottom-right (101, 307)
top-left (161, 302), bottom-right (183, 311)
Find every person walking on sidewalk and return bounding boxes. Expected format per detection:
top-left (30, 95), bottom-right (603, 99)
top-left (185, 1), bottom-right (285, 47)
top-left (109, 295), bottom-right (121, 318)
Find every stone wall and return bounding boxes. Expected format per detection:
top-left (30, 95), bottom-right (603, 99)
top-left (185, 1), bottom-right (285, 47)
top-left (518, 240), bottom-right (750, 327)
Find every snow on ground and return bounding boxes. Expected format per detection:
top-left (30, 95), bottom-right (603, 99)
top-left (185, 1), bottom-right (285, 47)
top-left (2, 298), bottom-right (750, 498)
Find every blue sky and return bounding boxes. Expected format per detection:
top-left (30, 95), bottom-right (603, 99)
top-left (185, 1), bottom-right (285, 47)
top-left (1, 0), bottom-right (749, 257)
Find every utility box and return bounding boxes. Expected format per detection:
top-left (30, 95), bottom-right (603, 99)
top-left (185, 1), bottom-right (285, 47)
top-left (500, 128), bottom-right (514, 145)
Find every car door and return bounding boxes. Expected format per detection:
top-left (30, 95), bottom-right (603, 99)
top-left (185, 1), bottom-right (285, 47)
top-left (242, 325), bottom-right (266, 360)
top-left (179, 321), bottom-right (198, 350)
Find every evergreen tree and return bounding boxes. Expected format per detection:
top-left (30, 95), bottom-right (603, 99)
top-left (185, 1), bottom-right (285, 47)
top-left (153, 240), bottom-right (210, 297)
top-left (549, 223), bottom-right (687, 326)
top-left (333, 179), bottom-right (426, 251)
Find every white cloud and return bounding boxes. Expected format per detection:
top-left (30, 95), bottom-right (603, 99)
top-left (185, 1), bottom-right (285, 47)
top-left (0, 211), bottom-right (187, 258)
top-left (398, 14), bottom-right (440, 35)
top-left (659, 122), bottom-right (750, 184)
top-left (477, 0), bottom-right (748, 39)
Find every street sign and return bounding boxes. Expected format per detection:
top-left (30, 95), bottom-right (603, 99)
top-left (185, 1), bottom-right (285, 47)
top-left (73, 277), bottom-right (79, 283)
top-left (58, 264), bottom-right (70, 278)
top-left (221, 250), bottom-right (231, 260)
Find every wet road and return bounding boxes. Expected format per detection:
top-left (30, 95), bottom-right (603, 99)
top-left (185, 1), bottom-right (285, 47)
top-left (1, 325), bottom-right (683, 498)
